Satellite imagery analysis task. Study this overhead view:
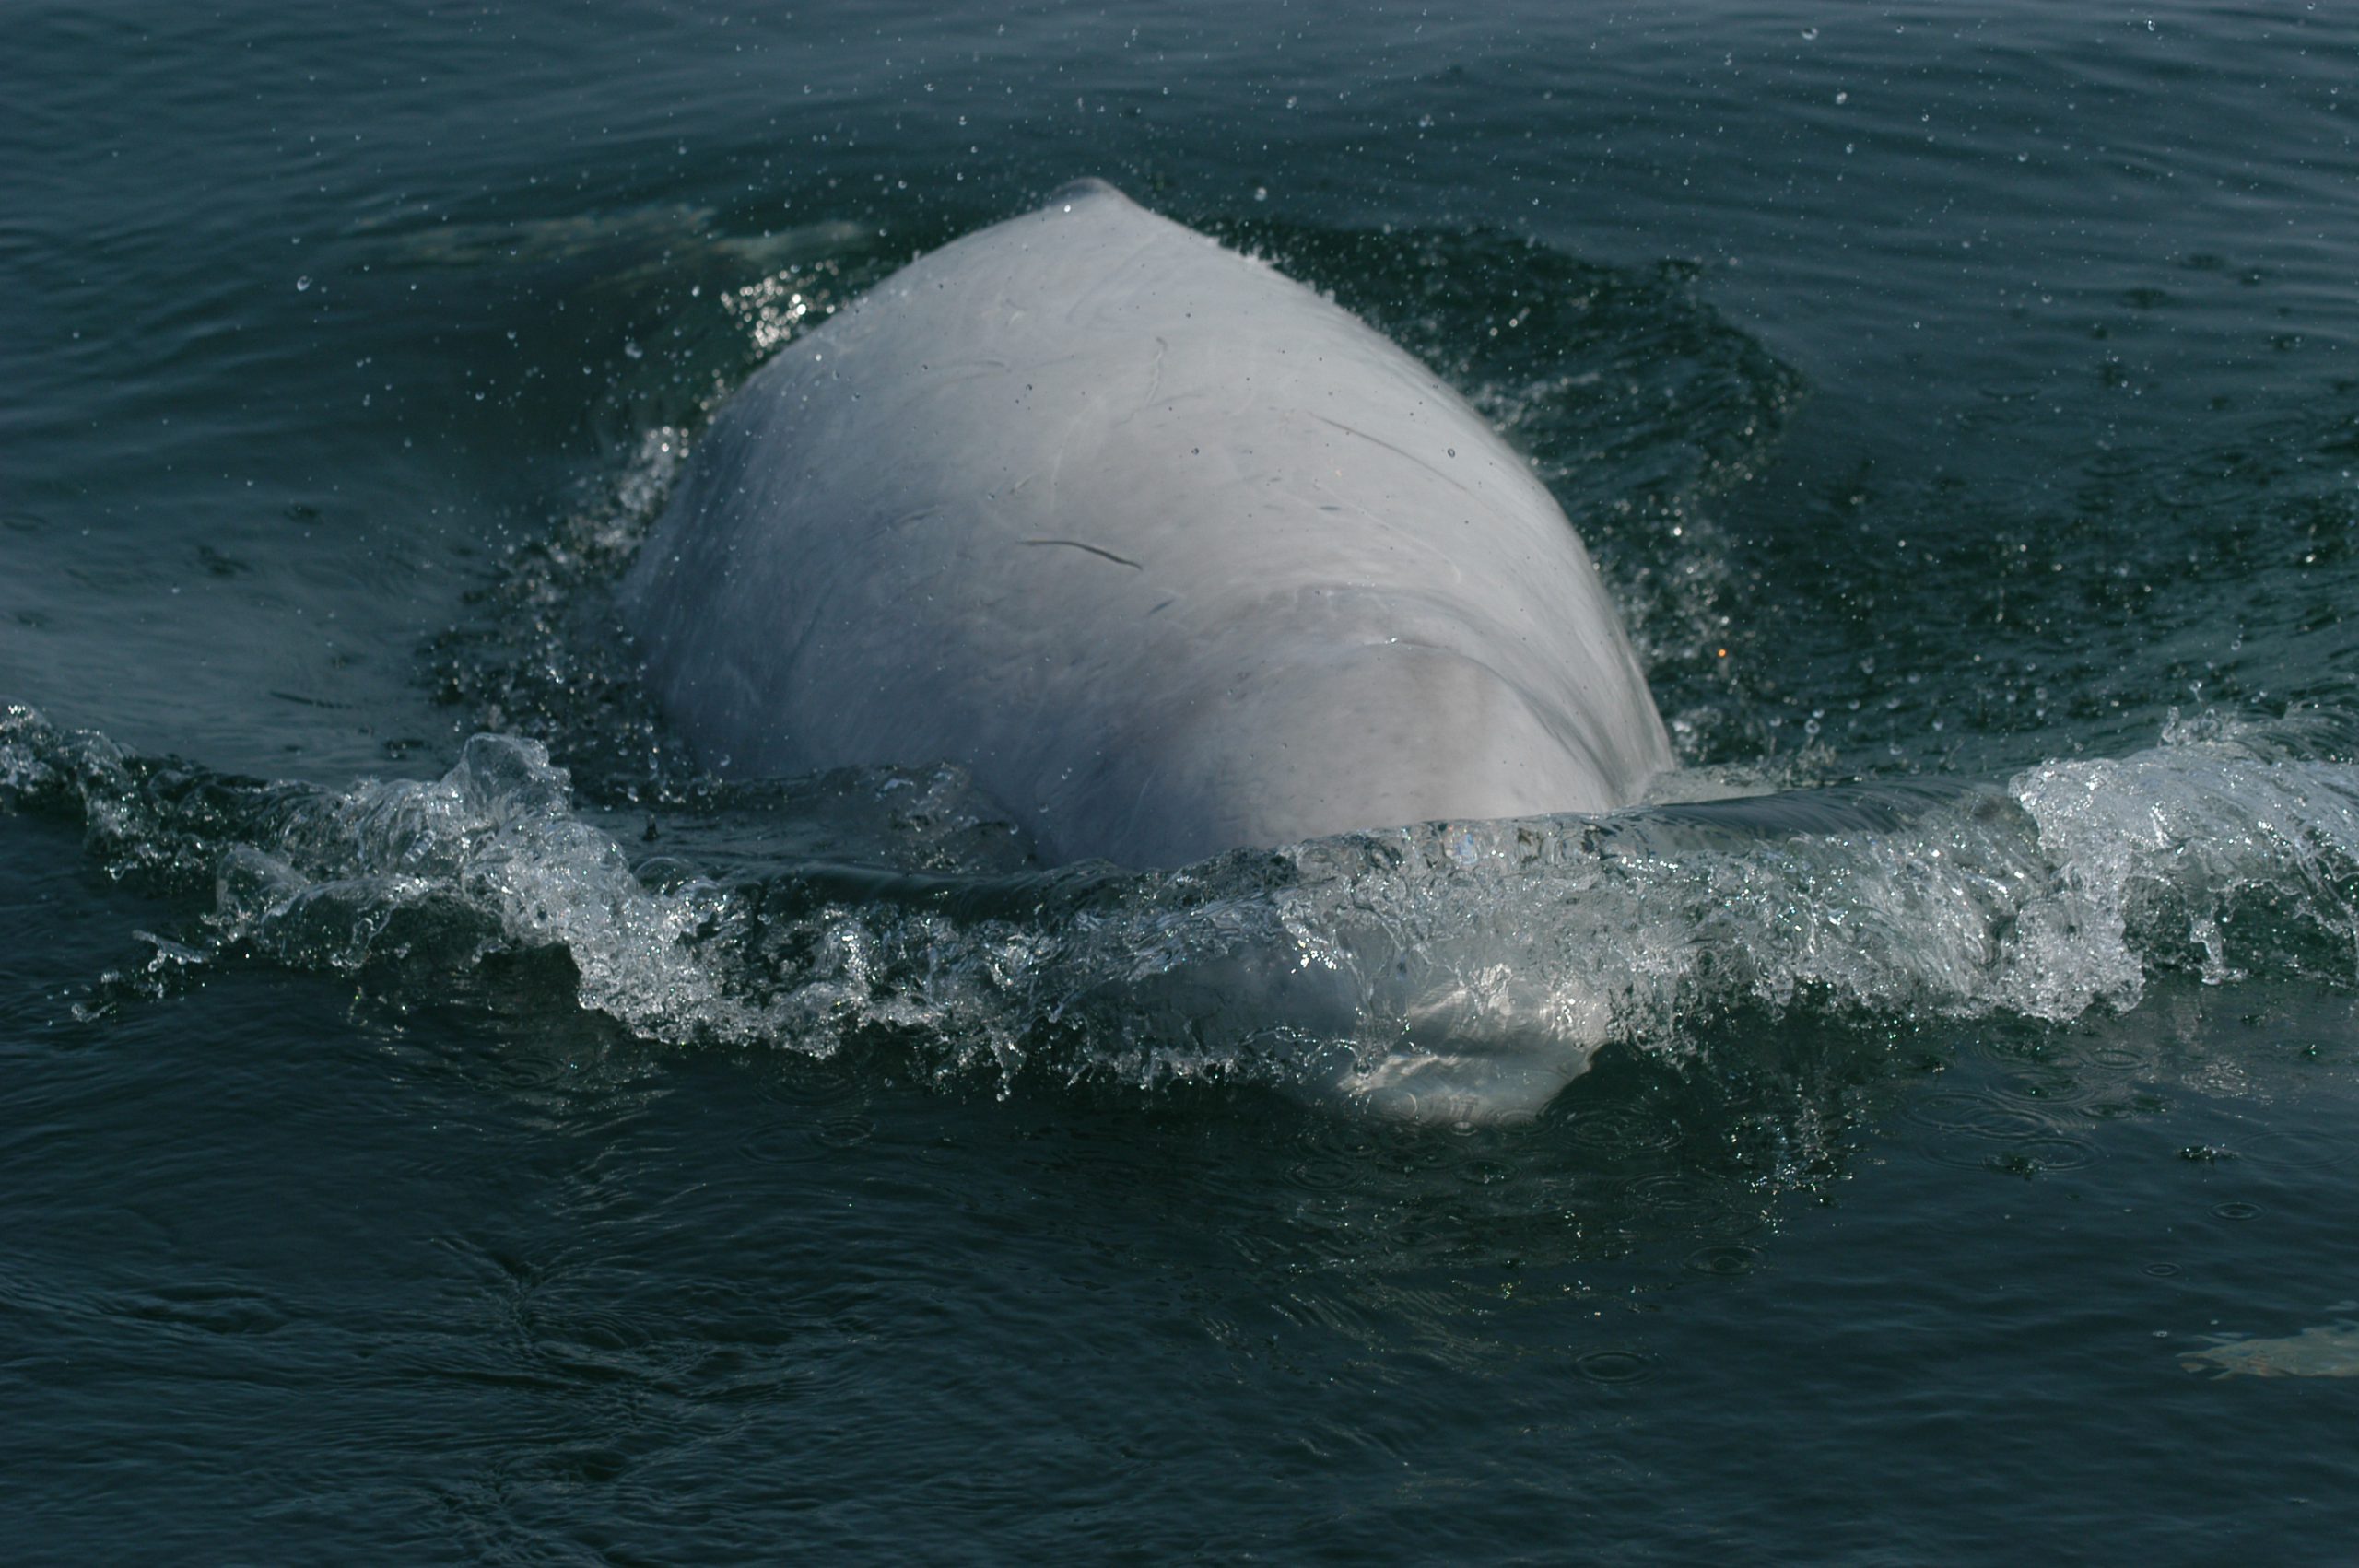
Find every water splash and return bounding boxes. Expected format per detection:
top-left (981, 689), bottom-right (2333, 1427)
top-left (7, 702), bottom-right (2355, 1122)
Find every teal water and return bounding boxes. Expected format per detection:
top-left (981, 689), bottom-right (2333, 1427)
top-left (6, 3), bottom-right (2359, 1560)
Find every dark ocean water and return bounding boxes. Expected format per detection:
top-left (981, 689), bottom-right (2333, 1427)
top-left (6, 2), bottom-right (2359, 1561)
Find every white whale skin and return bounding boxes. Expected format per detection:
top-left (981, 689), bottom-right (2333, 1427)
top-left (623, 178), bottom-right (1672, 872)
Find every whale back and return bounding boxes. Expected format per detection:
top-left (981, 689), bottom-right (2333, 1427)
top-left (623, 180), bottom-right (1672, 867)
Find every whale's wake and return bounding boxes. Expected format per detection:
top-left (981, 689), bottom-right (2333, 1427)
top-left (8, 702), bottom-right (2355, 1119)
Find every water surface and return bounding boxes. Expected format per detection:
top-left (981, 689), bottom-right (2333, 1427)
top-left (6, 3), bottom-right (2359, 1561)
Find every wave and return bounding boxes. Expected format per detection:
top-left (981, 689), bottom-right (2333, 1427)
top-left (8, 701), bottom-right (2355, 1123)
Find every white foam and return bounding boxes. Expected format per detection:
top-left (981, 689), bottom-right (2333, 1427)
top-left (8, 703), bottom-right (2357, 1116)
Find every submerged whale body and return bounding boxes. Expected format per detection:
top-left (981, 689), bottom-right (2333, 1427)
top-left (623, 179), bottom-right (1672, 871)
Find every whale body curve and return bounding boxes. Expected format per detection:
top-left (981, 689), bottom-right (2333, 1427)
top-left (622, 180), bottom-right (1672, 872)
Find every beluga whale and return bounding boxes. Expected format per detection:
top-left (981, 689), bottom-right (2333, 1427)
top-left (623, 180), bottom-right (1675, 1118)
top-left (624, 178), bottom-right (1672, 868)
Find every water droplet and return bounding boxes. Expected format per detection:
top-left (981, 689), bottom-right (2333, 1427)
top-left (1574, 1350), bottom-right (1656, 1385)
top-left (816, 1116), bottom-right (875, 1149)
top-left (1684, 1245), bottom-right (1762, 1278)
